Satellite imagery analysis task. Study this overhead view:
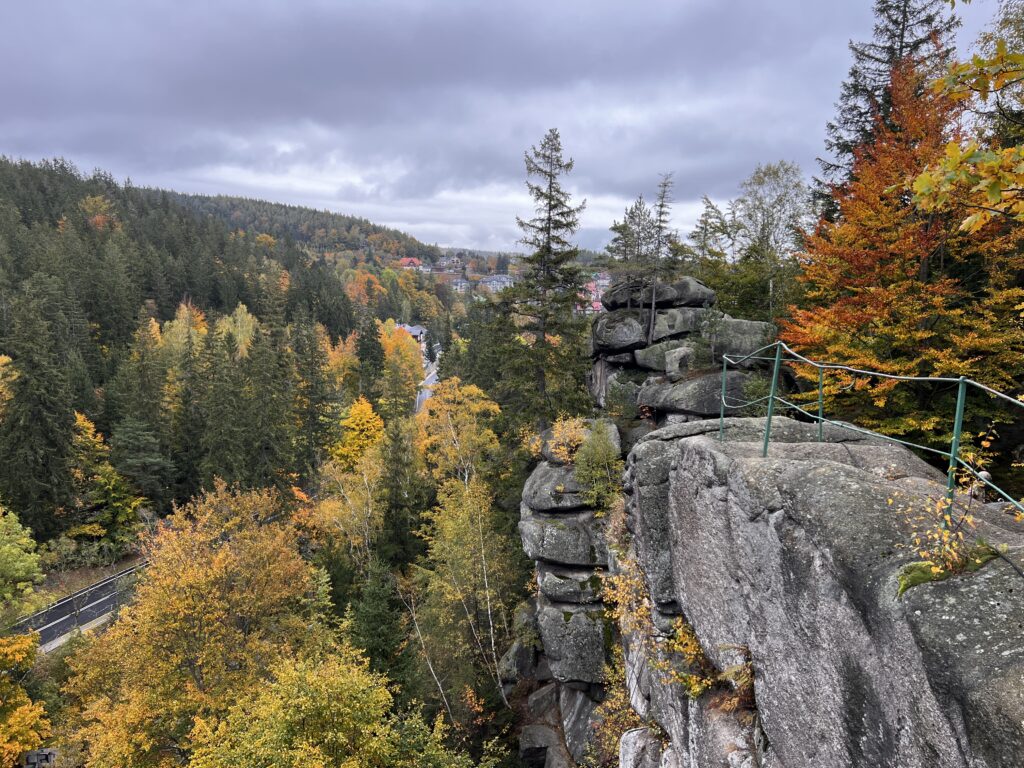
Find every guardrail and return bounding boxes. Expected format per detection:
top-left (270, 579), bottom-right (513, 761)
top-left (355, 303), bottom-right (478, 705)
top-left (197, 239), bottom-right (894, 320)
top-left (717, 340), bottom-right (1024, 518)
top-left (8, 562), bottom-right (147, 644)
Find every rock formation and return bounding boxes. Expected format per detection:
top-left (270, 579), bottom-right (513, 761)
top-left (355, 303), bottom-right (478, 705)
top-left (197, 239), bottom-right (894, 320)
top-left (504, 277), bottom-right (1024, 767)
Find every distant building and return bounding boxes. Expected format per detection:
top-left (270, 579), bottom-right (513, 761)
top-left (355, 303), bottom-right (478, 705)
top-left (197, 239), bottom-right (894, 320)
top-left (397, 323), bottom-right (427, 343)
top-left (451, 277), bottom-right (471, 294)
top-left (479, 274), bottom-right (515, 294)
top-left (396, 257), bottom-right (422, 270)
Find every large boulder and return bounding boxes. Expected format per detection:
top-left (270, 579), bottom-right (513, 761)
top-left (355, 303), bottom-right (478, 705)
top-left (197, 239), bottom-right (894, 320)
top-left (593, 310), bottom-right (646, 353)
top-left (634, 339), bottom-right (693, 371)
top-left (519, 506), bottom-right (608, 567)
top-left (519, 724), bottom-right (572, 768)
top-left (639, 416), bottom-right (1024, 767)
top-left (705, 317), bottom-right (775, 365)
top-left (536, 599), bottom-right (607, 685)
top-left (602, 277), bottom-right (716, 311)
top-left (651, 307), bottom-right (705, 342)
top-left (537, 564), bottom-right (604, 604)
top-left (523, 462), bottom-right (588, 511)
top-left (636, 370), bottom-right (750, 417)
top-left (560, 686), bottom-right (601, 762)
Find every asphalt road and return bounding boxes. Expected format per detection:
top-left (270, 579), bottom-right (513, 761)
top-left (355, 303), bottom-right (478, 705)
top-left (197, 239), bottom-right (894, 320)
top-left (9, 564), bottom-right (143, 647)
top-left (416, 364), bottom-right (439, 413)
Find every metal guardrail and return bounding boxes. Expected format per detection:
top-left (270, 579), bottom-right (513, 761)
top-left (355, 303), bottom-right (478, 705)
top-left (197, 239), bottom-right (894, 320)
top-left (717, 340), bottom-right (1024, 518)
top-left (8, 562), bottom-right (147, 644)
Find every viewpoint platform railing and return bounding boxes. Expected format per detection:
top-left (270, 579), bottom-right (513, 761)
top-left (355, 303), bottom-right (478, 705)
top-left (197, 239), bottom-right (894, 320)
top-left (718, 340), bottom-right (1024, 518)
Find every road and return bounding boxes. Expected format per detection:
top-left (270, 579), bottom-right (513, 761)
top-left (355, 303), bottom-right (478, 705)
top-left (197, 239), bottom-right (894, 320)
top-left (416, 361), bottom-right (439, 413)
top-left (9, 563), bottom-right (143, 649)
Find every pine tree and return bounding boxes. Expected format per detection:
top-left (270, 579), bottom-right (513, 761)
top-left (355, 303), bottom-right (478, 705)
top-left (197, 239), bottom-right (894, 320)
top-left (506, 128), bottom-right (589, 430)
top-left (355, 315), bottom-right (385, 405)
top-left (243, 327), bottom-right (295, 490)
top-left (820, 0), bottom-right (959, 189)
top-left (603, 196), bottom-right (657, 309)
top-left (0, 282), bottom-right (75, 536)
top-left (291, 318), bottom-right (338, 484)
top-left (199, 331), bottom-right (248, 487)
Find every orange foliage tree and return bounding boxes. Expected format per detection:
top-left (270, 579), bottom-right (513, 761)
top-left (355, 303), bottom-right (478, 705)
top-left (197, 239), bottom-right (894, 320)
top-left (782, 61), bottom-right (1024, 442)
top-left (63, 485), bottom-right (332, 766)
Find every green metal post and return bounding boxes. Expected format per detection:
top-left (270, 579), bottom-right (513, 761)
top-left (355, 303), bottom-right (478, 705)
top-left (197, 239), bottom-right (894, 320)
top-left (817, 366), bottom-right (824, 442)
top-left (946, 377), bottom-right (968, 499)
top-left (718, 356), bottom-right (728, 441)
top-left (762, 343), bottom-right (783, 458)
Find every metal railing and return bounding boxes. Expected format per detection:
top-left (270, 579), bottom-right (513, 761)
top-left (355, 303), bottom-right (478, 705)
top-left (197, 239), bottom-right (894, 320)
top-left (7, 562), bottom-right (146, 642)
top-left (717, 340), bottom-right (1024, 518)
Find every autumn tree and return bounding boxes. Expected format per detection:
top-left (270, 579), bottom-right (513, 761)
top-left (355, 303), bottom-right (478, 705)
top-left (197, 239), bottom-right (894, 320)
top-left (332, 396), bottom-right (385, 471)
top-left (410, 378), bottom-right (519, 724)
top-left (784, 61), bottom-right (1024, 442)
top-left (188, 647), bottom-right (478, 768)
top-left (413, 478), bottom-right (521, 721)
top-left (63, 485), bottom-right (333, 766)
top-left (505, 128), bottom-right (590, 430)
top-left (57, 412), bottom-right (145, 564)
top-left (0, 509), bottom-right (49, 762)
top-left (820, 0), bottom-right (960, 189)
top-left (1, 634), bottom-right (50, 766)
top-left (378, 320), bottom-right (423, 422)
top-left (416, 377), bottom-right (500, 486)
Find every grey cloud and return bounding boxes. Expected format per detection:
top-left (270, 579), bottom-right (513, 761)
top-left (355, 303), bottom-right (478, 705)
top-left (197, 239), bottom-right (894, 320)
top-left (0, 0), bottom-right (996, 249)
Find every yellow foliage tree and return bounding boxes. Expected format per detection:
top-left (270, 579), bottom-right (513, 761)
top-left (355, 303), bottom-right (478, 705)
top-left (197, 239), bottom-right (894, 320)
top-left (63, 485), bottom-right (332, 767)
top-left (0, 509), bottom-right (48, 765)
top-left (416, 377), bottom-right (499, 485)
top-left (412, 477), bottom-right (519, 718)
top-left (188, 645), bottom-right (478, 768)
top-left (378, 320), bottom-right (423, 421)
top-left (311, 446), bottom-right (386, 571)
top-left (0, 634), bottom-right (50, 767)
top-left (331, 397), bottom-right (384, 471)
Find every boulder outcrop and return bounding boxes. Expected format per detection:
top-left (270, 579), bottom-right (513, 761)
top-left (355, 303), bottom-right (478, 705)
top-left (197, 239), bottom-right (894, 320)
top-left (616, 417), bottom-right (1024, 767)
top-left (508, 276), bottom-right (1024, 767)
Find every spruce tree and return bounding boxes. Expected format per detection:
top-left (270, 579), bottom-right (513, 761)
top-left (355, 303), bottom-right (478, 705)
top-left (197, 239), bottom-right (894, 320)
top-left (169, 333), bottom-right (205, 502)
top-left (291, 317), bottom-right (338, 484)
top-left (199, 331), bottom-right (248, 487)
top-left (0, 284), bottom-right (75, 536)
top-left (820, 0), bottom-right (959, 189)
top-left (110, 417), bottom-right (173, 511)
top-left (356, 315), bottom-right (385, 405)
top-left (377, 418), bottom-right (429, 568)
top-left (243, 327), bottom-right (295, 489)
top-left (507, 128), bottom-right (589, 431)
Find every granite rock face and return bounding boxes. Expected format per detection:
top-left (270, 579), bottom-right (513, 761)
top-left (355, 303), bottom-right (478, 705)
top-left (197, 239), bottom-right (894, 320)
top-left (514, 278), bottom-right (1023, 768)
top-left (601, 276), bottom-right (716, 311)
top-left (619, 416), bottom-right (1024, 768)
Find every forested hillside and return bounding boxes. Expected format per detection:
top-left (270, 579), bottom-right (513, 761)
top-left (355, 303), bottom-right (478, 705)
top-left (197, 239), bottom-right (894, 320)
top-left (160, 190), bottom-right (443, 262)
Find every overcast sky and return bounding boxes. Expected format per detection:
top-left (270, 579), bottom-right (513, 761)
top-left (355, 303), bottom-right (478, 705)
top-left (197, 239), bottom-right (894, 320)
top-left (0, 0), bottom-right (995, 251)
